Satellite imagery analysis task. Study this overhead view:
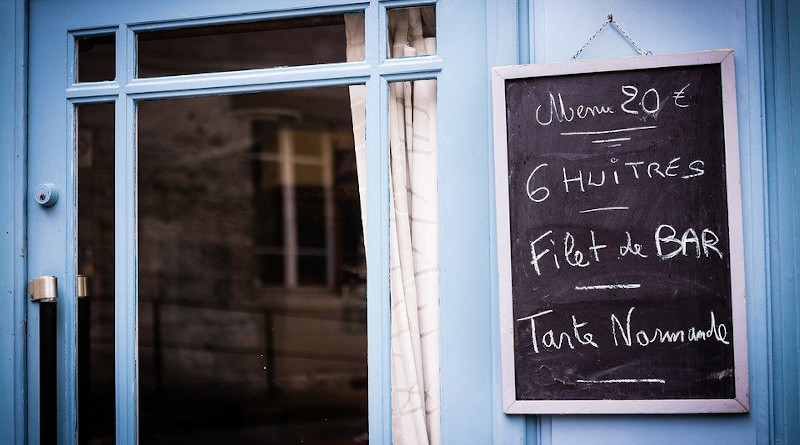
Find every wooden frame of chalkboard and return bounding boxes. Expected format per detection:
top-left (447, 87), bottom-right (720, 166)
top-left (492, 50), bottom-right (748, 414)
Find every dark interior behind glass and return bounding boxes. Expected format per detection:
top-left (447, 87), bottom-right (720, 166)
top-left (136, 86), bottom-right (367, 444)
top-left (77, 102), bottom-right (116, 445)
top-left (76, 33), bottom-right (115, 82)
top-left (137, 13), bottom-right (362, 78)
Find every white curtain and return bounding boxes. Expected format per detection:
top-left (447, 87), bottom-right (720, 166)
top-left (345, 11), bottom-right (440, 445)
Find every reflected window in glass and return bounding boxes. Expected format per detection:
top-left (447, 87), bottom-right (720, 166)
top-left (137, 13), bottom-right (364, 78)
top-left (137, 85), bottom-right (367, 444)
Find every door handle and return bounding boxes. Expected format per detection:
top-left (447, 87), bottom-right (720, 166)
top-left (29, 275), bottom-right (57, 445)
top-left (77, 274), bottom-right (90, 445)
top-left (29, 275), bottom-right (57, 302)
top-left (77, 274), bottom-right (89, 298)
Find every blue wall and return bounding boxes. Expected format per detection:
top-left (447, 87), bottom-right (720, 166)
top-left (505, 0), bottom-right (790, 443)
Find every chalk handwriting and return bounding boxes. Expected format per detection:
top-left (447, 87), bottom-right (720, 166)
top-left (619, 231), bottom-right (648, 258)
top-left (610, 307), bottom-right (729, 347)
top-left (528, 227), bottom-right (724, 276)
top-left (516, 306), bottom-right (730, 353)
top-left (535, 92), bottom-right (615, 126)
top-left (523, 157), bottom-right (705, 203)
top-left (672, 83), bottom-right (691, 108)
top-left (533, 83), bottom-right (693, 127)
top-left (655, 225), bottom-right (723, 260)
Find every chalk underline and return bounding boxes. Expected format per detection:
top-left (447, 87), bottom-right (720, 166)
top-left (575, 284), bottom-right (642, 290)
top-left (576, 378), bottom-right (666, 384)
top-left (560, 125), bottom-right (657, 136)
top-left (592, 137), bottom-right (630, 144)
top-left (579, 206), bottom-right (629, 213)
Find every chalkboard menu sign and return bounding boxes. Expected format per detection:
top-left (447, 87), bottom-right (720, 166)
top-left (492, 51), bottom-right (748, 414)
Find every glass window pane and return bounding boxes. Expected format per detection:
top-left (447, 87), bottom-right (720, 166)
top-left (259, 254), bottom-right (284, 285)
top-left (294, 130), bottom-right (323, 157)
top-left (137, 12), bottom-right (364, 78)
top-left (137, 85), bottom-right (367, 443)
top-left (76, 102), bottom-right (116, 443)
top-left (387, 5), bottom-right (436, 59)
top-left (297, 255), bottom-right (327, 285)
top-left (253, 161), bottom-right (283, 247)
top-left (295, 163), bottom-right (325, 250)
top-left (76, 34), bottom-right (116, 82)
top-left (252, 120), bottom-right (279, 155)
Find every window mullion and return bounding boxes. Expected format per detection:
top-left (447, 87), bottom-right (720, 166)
top-left (279, 127), bottom-right (299, 288)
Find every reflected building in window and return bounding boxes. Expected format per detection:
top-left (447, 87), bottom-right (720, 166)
top-left (136, 86), bottom-right (367, 444)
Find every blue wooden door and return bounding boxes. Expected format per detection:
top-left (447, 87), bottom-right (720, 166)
top-left (26, 0), bottom-right (501, 444)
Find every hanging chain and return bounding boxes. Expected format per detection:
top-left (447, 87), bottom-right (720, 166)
top-left (609, 16), bottom-right (652, 56)
top-left (571, 16), bottom-right (611, 60)
top-left (572, 14), bottom-right (652, 60)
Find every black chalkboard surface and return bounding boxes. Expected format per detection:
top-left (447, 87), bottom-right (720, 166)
top-left (492, 51), bottom-right (748, 414)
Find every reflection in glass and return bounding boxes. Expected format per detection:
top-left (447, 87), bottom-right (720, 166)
top-left (137, 86), bottom-right (367, 444)
top-left (77, 103), bottom-right (116, 444)
top-left (387, 5), bottom-right (436, 59)
top-left (137, 13), bottom-right (364, 78)
top-left (76, 34), bottom-right (116, 82)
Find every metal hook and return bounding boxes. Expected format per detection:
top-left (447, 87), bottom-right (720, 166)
top-left (572, 12), bottom-right (650, 60)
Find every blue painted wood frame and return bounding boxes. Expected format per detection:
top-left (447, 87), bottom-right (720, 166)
top-left (437, 0), bottom-right (495, 441)
top-left (28, 2), bottom-right (393, 443)
top-left (763, 0), bottom-right (800, 443)
top-left (485, 0), bottom-right (528, 443)
top-left (27, 2), bottom-right (69, 445)
top-left (0, 1), bottom-right (29, 444)
top-left (24, 0), bottom-right (515, 443)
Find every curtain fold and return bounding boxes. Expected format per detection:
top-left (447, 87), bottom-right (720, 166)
top-left (345, 11), bottom-right (440, 445)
